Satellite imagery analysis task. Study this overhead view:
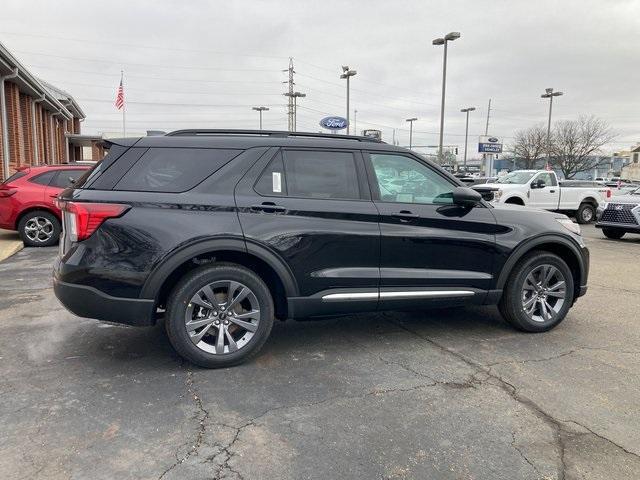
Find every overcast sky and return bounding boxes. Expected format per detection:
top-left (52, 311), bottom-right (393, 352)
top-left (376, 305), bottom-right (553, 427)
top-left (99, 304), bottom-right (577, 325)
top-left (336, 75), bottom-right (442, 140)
top-left (1, 0), bottom-right (638, 157)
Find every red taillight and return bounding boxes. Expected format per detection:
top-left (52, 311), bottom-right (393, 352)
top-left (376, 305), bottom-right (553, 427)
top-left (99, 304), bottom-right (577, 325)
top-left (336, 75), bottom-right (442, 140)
top-left (58, 201), bottom-right (129, 241)
top-left (606, 189), bottom-right (612, 198)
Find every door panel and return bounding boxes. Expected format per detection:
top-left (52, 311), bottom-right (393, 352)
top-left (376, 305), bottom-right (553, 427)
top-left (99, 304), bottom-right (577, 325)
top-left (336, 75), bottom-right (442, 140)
top-left (529, 172), bottom-right (559, 209)
top-left (364, 152), bottom-right (498, 297)
top-left (235, 148), bottom-right (380, 300)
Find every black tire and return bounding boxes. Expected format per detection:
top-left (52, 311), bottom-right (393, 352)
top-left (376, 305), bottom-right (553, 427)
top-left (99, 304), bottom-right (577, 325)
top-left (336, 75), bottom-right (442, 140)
top-left (499, 251), bottom-right (574, 333)
top-left (575, 203), bottom-right (596, 224)
top-left (602, 227), bottom-right (625, 240)
top-left (17, 210), bottom-right (61, 247)
top-left (165, 263), bottom-right (274, 368)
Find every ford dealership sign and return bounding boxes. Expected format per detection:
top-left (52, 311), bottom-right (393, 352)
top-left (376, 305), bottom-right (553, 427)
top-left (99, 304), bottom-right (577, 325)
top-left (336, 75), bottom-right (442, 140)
top-left (478, 135), bottom-right (503, 153)
top-left (319, 116), bottom-right (348, 130)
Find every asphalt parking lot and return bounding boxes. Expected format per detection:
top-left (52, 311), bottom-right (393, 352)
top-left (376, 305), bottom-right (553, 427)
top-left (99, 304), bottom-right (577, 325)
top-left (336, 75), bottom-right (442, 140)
top-left (0, 224), bottom-right (638, 480)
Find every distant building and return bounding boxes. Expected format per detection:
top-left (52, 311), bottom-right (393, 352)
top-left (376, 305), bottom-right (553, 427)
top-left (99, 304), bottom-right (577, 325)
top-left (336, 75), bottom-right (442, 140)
top-left (621, 145), bottom-right (640, 181)
top-left (0, 40), bottom-right (89, 180)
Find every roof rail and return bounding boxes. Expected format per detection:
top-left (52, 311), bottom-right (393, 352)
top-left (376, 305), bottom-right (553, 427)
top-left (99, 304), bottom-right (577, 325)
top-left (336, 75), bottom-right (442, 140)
top-left (165, 129), bottom-right (384, 143)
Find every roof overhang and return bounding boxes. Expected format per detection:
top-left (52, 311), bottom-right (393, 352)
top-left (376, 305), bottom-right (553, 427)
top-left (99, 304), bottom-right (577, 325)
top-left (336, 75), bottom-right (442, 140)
top-left (65, 133), bottom-right (103, 147)
top-left (0, 40), bottom-right (78, 120)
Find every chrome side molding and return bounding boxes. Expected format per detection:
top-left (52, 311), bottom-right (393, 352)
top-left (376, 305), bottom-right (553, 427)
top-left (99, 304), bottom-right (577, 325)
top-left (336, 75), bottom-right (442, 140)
top-left (321, 290), bottom-right (475, 302)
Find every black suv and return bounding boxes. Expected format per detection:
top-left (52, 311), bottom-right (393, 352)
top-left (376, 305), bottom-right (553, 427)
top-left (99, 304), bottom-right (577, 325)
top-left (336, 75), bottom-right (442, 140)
top-left (54, 130), bottom-right (589, 368)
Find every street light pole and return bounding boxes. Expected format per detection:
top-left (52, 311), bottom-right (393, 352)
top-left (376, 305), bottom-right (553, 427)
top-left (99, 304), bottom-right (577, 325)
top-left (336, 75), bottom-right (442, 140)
top-left (405, 117), bottom-right (417, 150)
top-left (541, 88), bottom-right (563, 163)
top-left (340, 66), bottom-right (357, 134)
top-left (460, 107), bottom-right (475, 170)
top-left (252, 106), bottom-right (269, 130)
top-left (433, 32), bottom-right (461, 163)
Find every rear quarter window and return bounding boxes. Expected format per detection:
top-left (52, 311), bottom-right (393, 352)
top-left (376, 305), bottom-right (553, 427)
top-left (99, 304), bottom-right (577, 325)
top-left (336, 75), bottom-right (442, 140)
top-left (2, 170), bottom-right (28, 184)
top-left (113, 148), bottom-right (240, 193)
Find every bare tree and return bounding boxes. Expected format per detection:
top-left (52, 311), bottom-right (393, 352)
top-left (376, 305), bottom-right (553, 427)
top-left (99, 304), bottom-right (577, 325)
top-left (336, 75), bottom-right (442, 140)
top-left (550, 115), bottom-right (616, 179)
top-left (510, 125), bottom-right (547, 169)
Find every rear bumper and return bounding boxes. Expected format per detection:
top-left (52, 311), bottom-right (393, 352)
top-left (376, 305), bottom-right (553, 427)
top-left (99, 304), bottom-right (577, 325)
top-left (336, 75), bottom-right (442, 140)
top-left (53, 278), bottom-right (156, 327)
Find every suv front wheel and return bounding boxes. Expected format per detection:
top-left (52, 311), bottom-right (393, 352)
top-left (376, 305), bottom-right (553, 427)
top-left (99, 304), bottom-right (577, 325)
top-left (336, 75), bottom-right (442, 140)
top-left (166, 263), bottom-right (274, 368)
top-left (499, 251), bottom-right (574, 332)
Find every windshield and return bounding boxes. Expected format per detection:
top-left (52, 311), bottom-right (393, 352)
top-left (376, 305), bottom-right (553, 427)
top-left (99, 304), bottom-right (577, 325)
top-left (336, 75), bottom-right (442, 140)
top-left (495, 171), bottom-right (536, 184)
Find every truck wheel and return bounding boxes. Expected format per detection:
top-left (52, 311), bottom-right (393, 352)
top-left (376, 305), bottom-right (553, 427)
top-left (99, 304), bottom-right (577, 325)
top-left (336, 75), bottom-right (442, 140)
top-left (18, 210), bottom-right (61, 247)
top-left (576, 203), bottom-right (595, 224)
top-left (165, 263), bottom-right (274, 368)
top-left (602, 228), bottom-right (625, 240)
top-left (499, 251), bottom-right (574, 332)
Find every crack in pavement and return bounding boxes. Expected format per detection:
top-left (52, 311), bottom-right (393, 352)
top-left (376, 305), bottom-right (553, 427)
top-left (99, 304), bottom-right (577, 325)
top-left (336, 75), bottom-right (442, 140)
top-left (510, 430), bottom-right (541, 477)
top-left (158, 369), bottom-right (210, 480)
top-left (484, 345), bottom-right (640, 368)
top-left (385, 318), bottom-right (640, 478)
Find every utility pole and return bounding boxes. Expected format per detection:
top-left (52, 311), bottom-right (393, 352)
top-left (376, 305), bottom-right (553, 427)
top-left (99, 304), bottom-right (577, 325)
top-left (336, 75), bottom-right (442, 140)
top-left (483, 98), bottom-right (491, 175)
top-left (460, 107), bottom-right (475, 171)
top-left (282, 57), bottom-right (295, 132)
top-left (432, 32), bottom-right (460, 163)
top-left (405, 118), bottom-right (417, 150)
top-left (541, 87), bottom-right (563, 163)
top-left (252, 106), bottom-right (269, 130)
top-left (354, 109), bottom-right (358, 135)
top-left (340, 66), bottom-right (357, 134)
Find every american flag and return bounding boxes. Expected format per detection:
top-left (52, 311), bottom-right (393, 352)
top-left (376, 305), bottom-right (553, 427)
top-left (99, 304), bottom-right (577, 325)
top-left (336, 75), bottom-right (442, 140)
top-left (114, 74), bottom-right (125, 110)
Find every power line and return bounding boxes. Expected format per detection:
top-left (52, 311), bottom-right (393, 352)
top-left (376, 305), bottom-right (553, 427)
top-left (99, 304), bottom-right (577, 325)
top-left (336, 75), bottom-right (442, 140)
top-left (14, 50), bottom-right (281, 72)
top-left (0, 30), bottom-right (287, 60)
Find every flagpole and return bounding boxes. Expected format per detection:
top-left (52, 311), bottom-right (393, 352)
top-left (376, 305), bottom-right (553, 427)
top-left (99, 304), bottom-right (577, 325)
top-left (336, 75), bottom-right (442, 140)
top-left (121, 70), bottom-right (126, 137)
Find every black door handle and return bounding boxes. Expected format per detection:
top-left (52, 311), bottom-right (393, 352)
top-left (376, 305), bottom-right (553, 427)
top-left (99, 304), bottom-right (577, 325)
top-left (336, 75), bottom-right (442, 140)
top-left (392, 210), bottom-right (419, 221)
top-left (549, 189), bottom-right (556, 193)
top-left (250, 202), bottom-right (286, 213)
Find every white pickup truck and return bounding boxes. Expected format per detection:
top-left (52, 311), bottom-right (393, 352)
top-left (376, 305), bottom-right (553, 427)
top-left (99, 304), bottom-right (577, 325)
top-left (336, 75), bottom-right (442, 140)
top-left (474, 170), bottom-right (612, 223)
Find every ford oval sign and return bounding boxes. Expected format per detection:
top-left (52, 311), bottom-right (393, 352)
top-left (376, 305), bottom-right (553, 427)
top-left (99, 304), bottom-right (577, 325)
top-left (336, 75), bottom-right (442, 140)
top-left (488, 137), bottom-right (499, 143)
top-left (319, 116), bottom-right (348, 130)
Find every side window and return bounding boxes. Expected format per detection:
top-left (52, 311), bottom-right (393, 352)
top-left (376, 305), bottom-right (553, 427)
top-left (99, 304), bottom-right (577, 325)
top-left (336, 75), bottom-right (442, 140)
top-left (369, 153), bottom-right (454, 204)
top-left (255, 152), bottom-right (287, 196)
top-left (29, 171), bottom-right (56, 186)
top-left (537, 173), bottom-right (556, 187)
top-left (283, 150), bottom-right (360, 200)
top-left (114, 148), bottom-right (240, 193)
top-left (50, 169), bottom-right (87, 188)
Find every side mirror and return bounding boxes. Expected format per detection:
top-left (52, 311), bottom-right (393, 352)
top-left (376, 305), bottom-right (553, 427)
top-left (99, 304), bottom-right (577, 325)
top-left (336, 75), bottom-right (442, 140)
top-left (531, 179), bottom-right (546, 189)
top-left (452, 186), bottom-right (482, 207)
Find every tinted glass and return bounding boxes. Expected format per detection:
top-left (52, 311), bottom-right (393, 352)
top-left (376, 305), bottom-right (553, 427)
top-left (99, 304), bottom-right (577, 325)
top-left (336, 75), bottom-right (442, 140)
top-left (255, 152), bottom-right (287, 196)
top-left (2, 171), bottom-right (28, 184)
top-left (370, 153), bottom-right (454, 204)
top-left (114, 148), bottom-right (240, 193)
top-left (283, 150), bottom-right (359, 200)
top-left (29, 171), bottom-right (56, 186)
top-left (76, 145), bottom-right (127, 188)
top-left (50, 169), bottom-right (87, 188)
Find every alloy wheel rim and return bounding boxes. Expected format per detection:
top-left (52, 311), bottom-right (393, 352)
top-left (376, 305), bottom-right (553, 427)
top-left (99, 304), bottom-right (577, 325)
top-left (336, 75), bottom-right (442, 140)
top-left (184, 280), bottom-right (260, 354)
top-left (521, 264), bottom-right (566, 323)
top-left (582, 208), bottom-right (593, 222)
top-left (24, 217), bottom-right (54, 243)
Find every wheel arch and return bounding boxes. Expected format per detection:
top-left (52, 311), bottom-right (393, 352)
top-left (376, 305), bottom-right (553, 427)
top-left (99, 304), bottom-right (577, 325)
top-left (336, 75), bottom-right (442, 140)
top-left (142, 237), bottom-right (298, 320)
top-left (496, 234), bottom-right (586, 300)
top-left (580, 196), bottom-right (599, 207)
top-left (504, 195), bottom-right (526, 205)
top-left (15, 205), bottom-right (60, 230)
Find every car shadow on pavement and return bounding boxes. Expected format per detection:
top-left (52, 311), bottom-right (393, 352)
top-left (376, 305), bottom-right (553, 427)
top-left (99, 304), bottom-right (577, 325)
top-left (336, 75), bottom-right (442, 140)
top-left (55, 306), bottom-right (511, 371)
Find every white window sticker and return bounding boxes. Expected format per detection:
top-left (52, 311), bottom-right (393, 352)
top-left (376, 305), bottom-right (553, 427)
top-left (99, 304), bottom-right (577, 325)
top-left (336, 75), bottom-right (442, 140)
top-left (272, 172), bottom-right (282, 193)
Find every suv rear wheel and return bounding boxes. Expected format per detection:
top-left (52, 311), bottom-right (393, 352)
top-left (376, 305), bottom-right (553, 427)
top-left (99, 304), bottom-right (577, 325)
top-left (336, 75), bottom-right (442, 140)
top-left (499, 251), bottom-right (574, 332)
top-left (18, 210), bottom-right (61, 247)
top-left (165, 263), bottom-right (274, 368)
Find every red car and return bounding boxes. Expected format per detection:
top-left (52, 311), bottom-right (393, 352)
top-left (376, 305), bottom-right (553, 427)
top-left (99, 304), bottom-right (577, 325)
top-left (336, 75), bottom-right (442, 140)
top-left (0, 164), bottom-right (91, 247)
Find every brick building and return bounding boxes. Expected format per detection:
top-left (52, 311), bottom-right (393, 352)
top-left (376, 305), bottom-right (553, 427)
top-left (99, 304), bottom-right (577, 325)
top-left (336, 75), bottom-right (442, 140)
top-left (0, 40), bottom-right (86, 181)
